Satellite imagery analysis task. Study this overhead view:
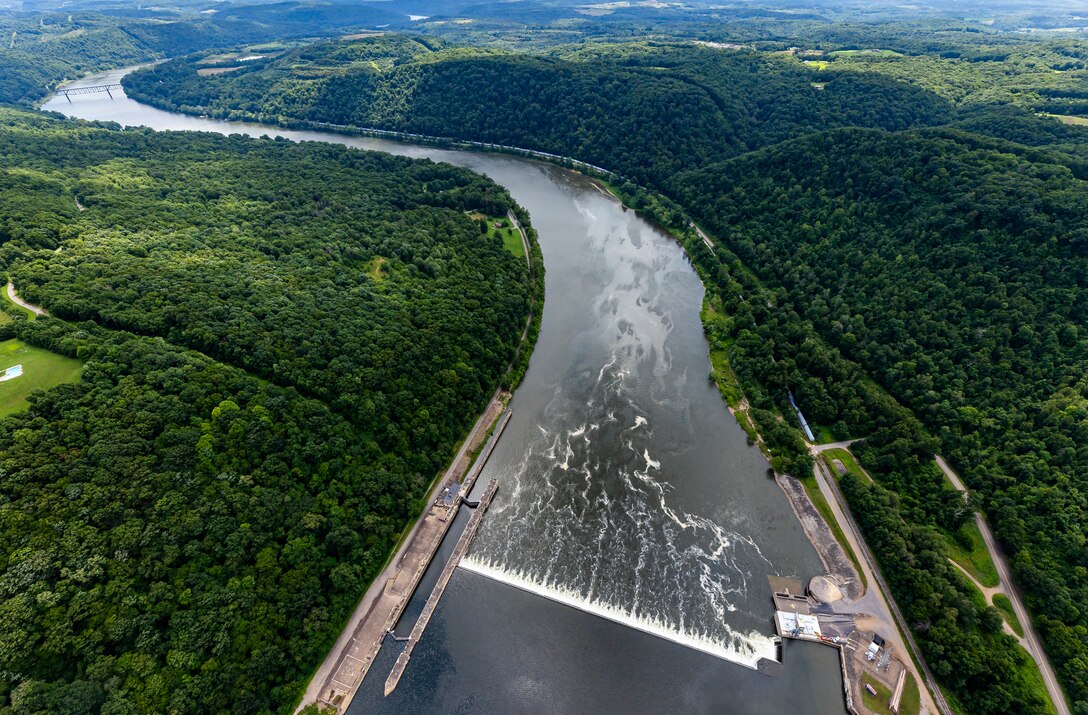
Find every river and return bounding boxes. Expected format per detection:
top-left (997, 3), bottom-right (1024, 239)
top-left (45, 68), bottom-right (848, 715)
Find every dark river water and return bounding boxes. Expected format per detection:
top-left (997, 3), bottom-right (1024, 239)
top-left (45, 69), bottom-right (848, 715)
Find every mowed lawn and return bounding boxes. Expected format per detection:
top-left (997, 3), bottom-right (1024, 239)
top-left (0, 339), bottom-right (83, 418)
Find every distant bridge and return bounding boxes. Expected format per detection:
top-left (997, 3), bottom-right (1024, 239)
top-left (54, 83), bottom-right (122, 101)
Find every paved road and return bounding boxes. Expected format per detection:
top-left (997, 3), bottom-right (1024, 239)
top-left (6, 281), bottom-right (48, 317)
top-left (935, 456), bottom-right (1071, 715)
top-left (812, 439), bottom-right (861, 453)
top-left (295, 388), bottom-right (506, 713)
top-left (811, 458), bottom-right (946, 715)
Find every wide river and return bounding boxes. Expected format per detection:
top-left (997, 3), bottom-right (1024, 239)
top-left (46, 69), bottom-right (848, 715)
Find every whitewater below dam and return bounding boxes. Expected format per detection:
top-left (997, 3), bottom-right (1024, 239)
top-left (47, 70), bottom-right (848, 715)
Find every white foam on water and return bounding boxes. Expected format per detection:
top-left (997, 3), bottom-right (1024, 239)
top-left (633, 415), bottom-right (647, 428)
top-left (642, 449), bottom-right (660, 471)
top-left (461, 557), bottom-right (778, 669)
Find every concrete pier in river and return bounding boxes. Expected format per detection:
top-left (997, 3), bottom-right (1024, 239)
top-left (384, 478), bottom-right (500, 696)
top-left (315, 409), bottom-right (511, 713)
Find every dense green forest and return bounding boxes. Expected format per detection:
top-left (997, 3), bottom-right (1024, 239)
top-left (680, 126), bottom-right (1088, 713)
top-left (0, 108), bottom-right (538, 713)
top-left (123, 38), bottom-right (953, 188)
top-left (125, 33), bottom-right (1088, 712)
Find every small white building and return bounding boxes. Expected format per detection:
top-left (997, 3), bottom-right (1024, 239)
top-left (775, 611), bottom-right (822, 640)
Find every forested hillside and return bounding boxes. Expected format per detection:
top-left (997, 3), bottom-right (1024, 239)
top-left (0, 109), bottom-right (538, 713)
top-left (122, 34), bottom-right (1088, 712)
top-left (123, 38), bottom-right (952, 187)
top-left (679, 127), bottom-right (1088, 711)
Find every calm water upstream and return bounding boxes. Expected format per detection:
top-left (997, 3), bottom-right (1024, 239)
top-left (45, 68), bottom-right (848, 715)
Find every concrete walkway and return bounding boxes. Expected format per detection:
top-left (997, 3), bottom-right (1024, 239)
top-left (6, 281), bottom-right (48, 317)
top-left (935, 456), bottom-right (1070, 715)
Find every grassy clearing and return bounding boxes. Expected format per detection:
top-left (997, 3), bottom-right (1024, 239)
top-left (501, 230), bottom-right (525, 260)
top-left (365, 256), bottom-right (388, 282)
top-left (943, 518), bottom-right (1000, 588)
top-left (0, 310), bottom-right (10, 325)
top-left (861, 677), bottom-right (895, 715)
top-left (900, 673), bottom-right (921, 715)
top-left (1016, 651), bottom-right (1059, 715)
top-left (0, 339), bottom-right (83, 418)
top-left (822, 448), bottom-right (871, 483)
top-left (831, 49), bottom-right (904, 58)
top-left (480, 216), bottom-right (525, 260)
top-left (862, 673), bottom-right (922, 715)
top-left (993, 593), bottom-right (1025, 637)
top-left (1044, 113), bottom-right (1088, 126)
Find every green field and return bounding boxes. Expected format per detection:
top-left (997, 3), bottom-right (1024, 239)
top-left (943, 518), bottom-right (1000, 588)
top-left (1016, 651), bottom-right (1059, 715)
top-left (481, 215), bottom-right (526, 260)
top-left (936, 467), bottom-right (1000, 588)
top-left (1044, 113), bottom-right (1088, 126)
top-left (900, 673), bottom-right (921, 715)
top-left (993, 593), bottom-right (1025, 637)
top-left (822, 447), bottom-right (871, 483)
top-left (830, 49), bottom-right (904, 58)
top-left (0, 339), bottom-right (83, 417)
top-left (861, 672), bottom-right (921, 715)
top-left (501, 229), bottom-right (526, 260)
top-left (365, 255), bottom-right (388, 282)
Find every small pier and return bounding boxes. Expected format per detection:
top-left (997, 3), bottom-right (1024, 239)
top-left (385, 478), bottom-right (499, 696)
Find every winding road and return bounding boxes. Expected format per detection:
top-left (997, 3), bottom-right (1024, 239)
top-left (5, 281), bottom-right (48, 317)
top-left (935, 456), bottom-right (1070, 715)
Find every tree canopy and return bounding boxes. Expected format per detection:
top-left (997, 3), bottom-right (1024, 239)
top-left (0, 108), bottom-right (538, 714)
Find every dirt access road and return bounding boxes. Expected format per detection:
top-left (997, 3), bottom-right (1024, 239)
top-left (936, 456), bottom-right (1071, 715)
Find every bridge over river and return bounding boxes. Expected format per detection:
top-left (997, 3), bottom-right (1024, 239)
top-left (54, 83), bottom-right (122, 101)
